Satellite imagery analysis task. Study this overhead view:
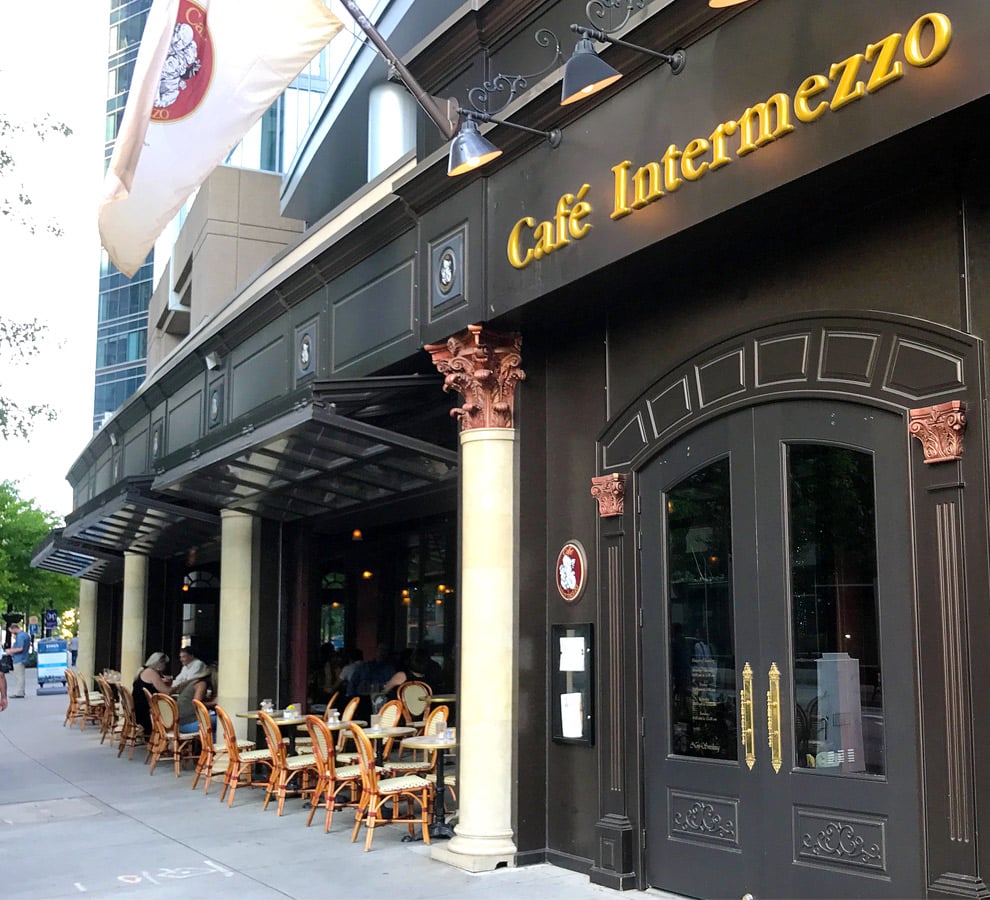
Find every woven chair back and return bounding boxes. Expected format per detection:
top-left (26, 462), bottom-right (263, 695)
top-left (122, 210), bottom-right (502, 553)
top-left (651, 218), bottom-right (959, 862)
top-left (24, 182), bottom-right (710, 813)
top-left (348, 723), bottom-right (379, 793)
top-left (424, 704), bottom-right (449, 735)
top-left (378, 699), bottom-right (403, 728)
top-left (257, 711), bottom-right (287, 766)
top-left (154, 693), bottom-right (180, 732)
top-left (398, 680), bottom-right (431, 718)
top-left (215, 706), bottom-right (242, 763)
top-left (118, 683), bottom-right (136, 723)
top-left (340, 695), bottom-right (360, 721)
top-left (192, 698), bottom-right (214, 750)
top-left (305, 715), bottom-right (336, 776)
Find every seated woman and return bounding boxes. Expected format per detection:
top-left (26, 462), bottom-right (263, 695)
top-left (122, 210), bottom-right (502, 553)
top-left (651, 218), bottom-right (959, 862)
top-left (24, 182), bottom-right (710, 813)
top-left (132, 652), bottom-right (171, 735)
top-left (383, 649), bottom-right (436, 697)
top-left (175, 667), bottom-right (217, 737)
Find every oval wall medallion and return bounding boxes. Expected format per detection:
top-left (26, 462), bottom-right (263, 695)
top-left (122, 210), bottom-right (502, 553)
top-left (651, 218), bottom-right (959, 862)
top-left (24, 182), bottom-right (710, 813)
top-left (556, 540), bottom-right (588, 603)
top-left (299, 333), bottom-right (312, 372)
top-left (437, 248), bottom-right (456, 294)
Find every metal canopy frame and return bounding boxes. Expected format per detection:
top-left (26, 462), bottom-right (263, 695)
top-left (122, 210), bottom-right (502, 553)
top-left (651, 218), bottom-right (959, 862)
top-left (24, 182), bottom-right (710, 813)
top-left (32, 377), bottom-right (457, 581)
top-left (152, 376), bottom-right (458, 523)
top-left (61, 476), bottom-right (222, 559)
top-left (31, 528), bottom-right (124, 582)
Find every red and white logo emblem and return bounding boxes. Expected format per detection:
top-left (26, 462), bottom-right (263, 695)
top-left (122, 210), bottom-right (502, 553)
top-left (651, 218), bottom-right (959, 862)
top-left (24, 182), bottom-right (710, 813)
top-left (555, 541), bottom-right (588, 603)
top-left (151, 0), bottom-right (214, 122)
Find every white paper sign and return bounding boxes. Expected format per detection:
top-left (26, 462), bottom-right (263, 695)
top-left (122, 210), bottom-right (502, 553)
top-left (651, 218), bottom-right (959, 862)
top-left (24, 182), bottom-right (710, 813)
top-left (559, 636), bottom-right (586, 672)
top-left (561, 691), bottom-right (584, 738)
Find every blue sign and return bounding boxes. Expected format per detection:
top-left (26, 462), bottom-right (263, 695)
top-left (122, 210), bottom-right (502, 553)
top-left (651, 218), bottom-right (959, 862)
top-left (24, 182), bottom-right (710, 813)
top-left (44, 609), bottom-right (58, 629)
top-left (28, 622), bottom-right (39, 636)
top-left (37, 638), bottom-right (68, 684)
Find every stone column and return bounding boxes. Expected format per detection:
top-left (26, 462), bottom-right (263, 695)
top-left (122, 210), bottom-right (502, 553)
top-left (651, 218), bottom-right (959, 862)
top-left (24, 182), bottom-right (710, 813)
top-left (427, 325), bottom-right (524, 871)
top-left (120, 551), bottom-right (148, 682)
top-left (217, 509), bottom-right (258, 740)
top-left (76, 580), bottom-right (97, 681)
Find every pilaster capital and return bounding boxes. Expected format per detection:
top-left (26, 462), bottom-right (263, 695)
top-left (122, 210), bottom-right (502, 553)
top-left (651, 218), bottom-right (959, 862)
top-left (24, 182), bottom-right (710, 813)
top-left (591, 473), bottom-right (626, 518)
top-left (426, 325), bottom-right (525, 430)
top-left (909, 400), bottom-right (967, 464)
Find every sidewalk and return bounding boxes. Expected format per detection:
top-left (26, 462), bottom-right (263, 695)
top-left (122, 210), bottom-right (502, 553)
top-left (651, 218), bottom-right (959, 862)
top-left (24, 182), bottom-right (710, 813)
top-left (0, 671), bottom-right (681, 900)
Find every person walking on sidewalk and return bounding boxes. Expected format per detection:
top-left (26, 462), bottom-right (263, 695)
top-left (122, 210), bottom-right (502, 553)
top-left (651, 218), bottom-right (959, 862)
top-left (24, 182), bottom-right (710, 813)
top-left (3, 622), bottom-right (30, 699)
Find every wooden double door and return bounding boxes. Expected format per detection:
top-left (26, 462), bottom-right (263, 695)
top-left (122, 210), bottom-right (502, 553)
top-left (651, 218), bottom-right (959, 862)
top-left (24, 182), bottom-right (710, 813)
top-left (640, 401), bottom-right (922, 899)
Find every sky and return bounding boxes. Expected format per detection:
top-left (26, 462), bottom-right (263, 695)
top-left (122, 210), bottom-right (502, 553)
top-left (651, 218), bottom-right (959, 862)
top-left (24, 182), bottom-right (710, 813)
top-left (1, 2), bottom-right (111, 519)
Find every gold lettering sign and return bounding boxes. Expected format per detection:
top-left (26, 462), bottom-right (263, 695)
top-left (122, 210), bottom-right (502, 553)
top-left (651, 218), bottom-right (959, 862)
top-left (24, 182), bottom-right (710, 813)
top-left (506, 12), bottom-right (952, 269)
top-left (507, 184), bottom-right (592, 269)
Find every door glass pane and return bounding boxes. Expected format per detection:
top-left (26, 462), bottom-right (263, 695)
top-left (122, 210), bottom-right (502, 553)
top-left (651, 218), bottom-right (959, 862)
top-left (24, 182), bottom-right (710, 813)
top-left (666, 458), bottom-right (737, 760)
top-left (788, 445), bottom-right (885, 776)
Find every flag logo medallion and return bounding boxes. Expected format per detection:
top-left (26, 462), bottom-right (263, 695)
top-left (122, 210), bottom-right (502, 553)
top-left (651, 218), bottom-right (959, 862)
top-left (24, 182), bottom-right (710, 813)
top-left (152, 0), bottom-right (214, 122)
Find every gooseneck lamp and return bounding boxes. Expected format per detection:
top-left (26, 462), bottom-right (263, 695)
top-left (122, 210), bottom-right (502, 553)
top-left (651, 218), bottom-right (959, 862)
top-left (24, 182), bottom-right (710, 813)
top-left (560, 0), bottom-right (687, 106)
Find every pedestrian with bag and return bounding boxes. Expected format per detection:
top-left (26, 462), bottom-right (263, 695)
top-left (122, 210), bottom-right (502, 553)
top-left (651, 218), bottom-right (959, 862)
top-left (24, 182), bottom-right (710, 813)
top-left (3, 622), bottom-right (30, 699)
top-left (0, 649), bottom-right (10, 710)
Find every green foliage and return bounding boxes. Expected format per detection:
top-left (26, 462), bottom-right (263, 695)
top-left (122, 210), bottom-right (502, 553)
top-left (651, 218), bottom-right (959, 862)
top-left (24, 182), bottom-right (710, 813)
top-left (0, 480), bottom-right (78, 623)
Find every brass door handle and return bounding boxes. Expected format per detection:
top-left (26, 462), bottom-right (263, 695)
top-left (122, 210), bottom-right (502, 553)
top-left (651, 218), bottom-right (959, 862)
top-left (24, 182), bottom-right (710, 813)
top-left (767, 662), bottom-right (782, 773)
top-left (740, 662), bottom-right (755, 770)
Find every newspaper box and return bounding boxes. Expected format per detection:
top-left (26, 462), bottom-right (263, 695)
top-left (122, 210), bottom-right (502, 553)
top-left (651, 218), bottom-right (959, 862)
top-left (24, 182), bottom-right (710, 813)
top-left (36, 637), bottom-right (69, 695)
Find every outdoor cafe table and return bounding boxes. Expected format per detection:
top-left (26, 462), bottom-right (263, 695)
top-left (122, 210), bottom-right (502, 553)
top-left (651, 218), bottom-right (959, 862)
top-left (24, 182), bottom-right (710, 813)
top-left (236, 711), bottom-right (307, 754)
top-left (363, 725), bottom-right (416, 767)
top-left (401, 733), bottom-right (457, 839)
top-left (426, 694), bottom-right (457, 707)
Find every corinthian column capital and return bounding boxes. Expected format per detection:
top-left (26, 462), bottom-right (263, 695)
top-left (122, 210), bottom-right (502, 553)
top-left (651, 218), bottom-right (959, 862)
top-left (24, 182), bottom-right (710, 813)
top-left (591, 473), bottom-right (626, 518)
top-left (426, 325), bottom-right (525, 430)
top-left (909, 400), bottom-right (967, 464)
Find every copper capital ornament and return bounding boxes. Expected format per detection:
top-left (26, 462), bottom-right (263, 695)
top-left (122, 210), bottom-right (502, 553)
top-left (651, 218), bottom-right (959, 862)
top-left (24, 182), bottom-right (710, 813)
top-left (426, 325), bottom-right (525, 430)
top-left (909, 400), bottom-right (967, 464)
top-left (591, 473), bottom-right (626, 518)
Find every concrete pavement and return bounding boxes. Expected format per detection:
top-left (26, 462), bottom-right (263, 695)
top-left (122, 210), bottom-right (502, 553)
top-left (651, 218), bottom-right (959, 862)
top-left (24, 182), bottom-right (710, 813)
top-left (0, 670), bottom-right (682, 900)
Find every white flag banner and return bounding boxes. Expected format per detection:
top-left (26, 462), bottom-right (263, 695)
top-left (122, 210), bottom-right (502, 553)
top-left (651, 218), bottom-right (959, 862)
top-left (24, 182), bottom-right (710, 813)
top-left (99, 0), bottom-right (343, 277)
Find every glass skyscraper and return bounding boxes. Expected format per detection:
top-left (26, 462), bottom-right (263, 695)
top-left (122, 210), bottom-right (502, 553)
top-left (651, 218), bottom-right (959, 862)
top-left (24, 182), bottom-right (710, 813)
top-left (96, 0), bottom-right (155, 431)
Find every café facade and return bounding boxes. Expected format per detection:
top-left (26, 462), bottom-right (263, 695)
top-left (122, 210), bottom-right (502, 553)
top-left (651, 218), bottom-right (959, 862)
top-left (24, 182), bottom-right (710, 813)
top-left (35, 0), bottom-right (990, 896)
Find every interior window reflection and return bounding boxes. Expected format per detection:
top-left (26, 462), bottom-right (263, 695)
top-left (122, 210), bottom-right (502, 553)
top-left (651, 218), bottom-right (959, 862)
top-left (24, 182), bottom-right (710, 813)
top-left (666, 458), bottom-right (737, 760)
top-left (788, 444), bottom-right (885, 776)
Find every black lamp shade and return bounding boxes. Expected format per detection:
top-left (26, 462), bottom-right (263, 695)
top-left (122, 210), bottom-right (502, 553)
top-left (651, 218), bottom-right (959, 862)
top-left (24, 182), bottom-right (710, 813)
top-left (561, 38), bottom-right (623, 106)
top-left (447, 117), bottom-right (502, 176)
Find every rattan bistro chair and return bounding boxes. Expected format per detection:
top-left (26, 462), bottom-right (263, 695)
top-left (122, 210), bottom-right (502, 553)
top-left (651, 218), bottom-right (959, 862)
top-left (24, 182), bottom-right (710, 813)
top-left (215, 705), bottom-right (273, 807)
top-left (257, 711), bottom-right (318, 817)
top-left (397, 680), bottom-right (431, 726)
top-left (115, 683), bottom-right (146, 759)
top-left (63, 669), bottom-right (83, 728)
top-left (304, 715), bottom-right (364, 832)
top-left (143, 687), bottom-right (164, 764)
top-left (190, 699), bottom-right (255, 794)
top-left (334, 695), bottom-right (363, 764)
top-left (387, 704), bottom-right (449, 777)
top-left (148, 693), bottom-right (199, 777)
top-left (350, 723), bottom-right (432, 851)
top-left (95, 675), bottom-right (121, 746)
top-left (75, 672), bottom-right (105, 732)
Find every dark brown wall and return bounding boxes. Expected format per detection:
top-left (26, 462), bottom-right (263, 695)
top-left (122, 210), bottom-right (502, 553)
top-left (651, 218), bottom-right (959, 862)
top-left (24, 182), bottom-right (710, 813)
top-left (517, 317), bottom-right (607, 865)
top-left (518, 87), bottom-right (990, 887)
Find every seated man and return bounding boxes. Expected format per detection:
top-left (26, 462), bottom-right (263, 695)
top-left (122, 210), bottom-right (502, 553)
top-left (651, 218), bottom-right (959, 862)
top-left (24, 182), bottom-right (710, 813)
top-left (170, 645), bottom-right (206, 694)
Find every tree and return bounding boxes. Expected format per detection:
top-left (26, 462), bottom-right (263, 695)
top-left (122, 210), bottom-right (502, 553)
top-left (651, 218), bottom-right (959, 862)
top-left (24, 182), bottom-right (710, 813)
top-left (0, 112), bottom-right (70, 439)
top-left (0, 480), bottom-right (78, 630)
